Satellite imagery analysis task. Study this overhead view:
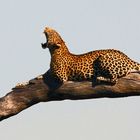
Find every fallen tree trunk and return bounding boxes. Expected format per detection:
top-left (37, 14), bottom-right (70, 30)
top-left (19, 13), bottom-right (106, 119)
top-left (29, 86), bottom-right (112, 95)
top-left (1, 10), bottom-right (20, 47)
top-left (0, 72), bottom-right (140, 121)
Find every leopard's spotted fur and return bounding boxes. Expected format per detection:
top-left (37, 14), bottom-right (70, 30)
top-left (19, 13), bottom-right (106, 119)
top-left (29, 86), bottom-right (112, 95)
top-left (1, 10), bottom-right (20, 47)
top-left (42, 27), bottom-right (140, 84)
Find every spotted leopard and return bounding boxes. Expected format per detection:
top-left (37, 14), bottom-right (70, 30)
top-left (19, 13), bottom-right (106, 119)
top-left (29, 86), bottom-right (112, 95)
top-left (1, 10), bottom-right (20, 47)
top-left (41, 27), bottom-right (140, 85)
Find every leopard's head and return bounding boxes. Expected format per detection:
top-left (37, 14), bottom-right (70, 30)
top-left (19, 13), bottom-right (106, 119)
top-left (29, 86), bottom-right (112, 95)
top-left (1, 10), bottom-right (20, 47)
top-left (42, 27), bottom-right (65, 50)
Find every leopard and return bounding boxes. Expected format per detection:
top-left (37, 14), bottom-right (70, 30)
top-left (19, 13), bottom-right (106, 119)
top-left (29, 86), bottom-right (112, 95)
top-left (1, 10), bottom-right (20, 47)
top-left (41, 27), bottom-right (140, 85)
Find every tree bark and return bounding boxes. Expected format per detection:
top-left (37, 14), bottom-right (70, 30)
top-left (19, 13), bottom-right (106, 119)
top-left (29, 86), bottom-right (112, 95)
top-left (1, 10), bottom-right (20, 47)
top-left (0, 72), bottom-right (140, 121)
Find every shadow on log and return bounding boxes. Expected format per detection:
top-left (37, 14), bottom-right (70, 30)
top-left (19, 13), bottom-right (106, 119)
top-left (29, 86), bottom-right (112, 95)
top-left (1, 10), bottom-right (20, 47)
top-left (0, 72), bottom-right (140, 121)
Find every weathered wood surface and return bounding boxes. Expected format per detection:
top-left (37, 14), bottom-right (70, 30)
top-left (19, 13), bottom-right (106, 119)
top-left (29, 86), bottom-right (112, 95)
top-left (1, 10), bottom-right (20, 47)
top-left (0, 72), bottom-right (140, 121)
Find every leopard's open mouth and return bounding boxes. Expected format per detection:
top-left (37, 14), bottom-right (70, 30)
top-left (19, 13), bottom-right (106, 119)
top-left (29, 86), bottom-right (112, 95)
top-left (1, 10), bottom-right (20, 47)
top-left (41, 32), bottom-right (48, 49)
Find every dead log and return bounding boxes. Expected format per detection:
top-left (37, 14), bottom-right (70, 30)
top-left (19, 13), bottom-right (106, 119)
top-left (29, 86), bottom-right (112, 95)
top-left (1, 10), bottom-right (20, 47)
top-left (0, 72), bottom-right (140, 121)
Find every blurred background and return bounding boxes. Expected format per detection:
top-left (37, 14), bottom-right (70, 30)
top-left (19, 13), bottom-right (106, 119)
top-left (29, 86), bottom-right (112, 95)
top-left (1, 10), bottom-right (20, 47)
top-left (0, 0), bottom-right (140, 140)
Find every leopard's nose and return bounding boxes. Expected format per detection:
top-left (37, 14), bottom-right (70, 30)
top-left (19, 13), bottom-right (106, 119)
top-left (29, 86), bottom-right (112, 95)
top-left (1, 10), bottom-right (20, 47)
top-left (41, 43), bottom-right (47, 49)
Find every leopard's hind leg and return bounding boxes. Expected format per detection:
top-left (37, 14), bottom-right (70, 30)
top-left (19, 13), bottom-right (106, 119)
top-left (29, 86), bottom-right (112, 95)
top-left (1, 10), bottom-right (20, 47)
top-left (93, 56), bottom-right (119, 85)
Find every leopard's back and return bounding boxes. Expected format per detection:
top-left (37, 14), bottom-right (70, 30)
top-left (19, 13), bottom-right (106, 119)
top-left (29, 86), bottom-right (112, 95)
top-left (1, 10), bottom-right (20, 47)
top-left (64, 49), bottom-right (140, 83)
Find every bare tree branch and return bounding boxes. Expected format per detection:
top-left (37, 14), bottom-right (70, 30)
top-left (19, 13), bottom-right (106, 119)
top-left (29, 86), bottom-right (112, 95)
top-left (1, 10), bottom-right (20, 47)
top-left (0, 72), bottom-right (140, 121)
